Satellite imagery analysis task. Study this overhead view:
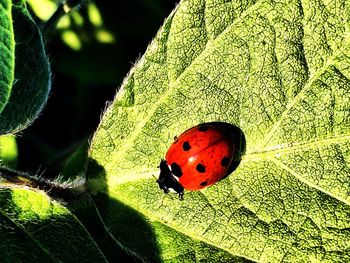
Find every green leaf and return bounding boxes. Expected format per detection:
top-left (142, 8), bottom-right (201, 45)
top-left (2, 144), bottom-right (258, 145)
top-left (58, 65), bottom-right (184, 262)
top-left (0, 0), bottom-right (14, 113)
top-left (0, 134), bottom-right (18, 168)
top-left (0, 4), bottom-right (51, 134)
top-left (88, 0), bottom-right (350, 261)
top-left (0, 185), bottom-right (107, 262)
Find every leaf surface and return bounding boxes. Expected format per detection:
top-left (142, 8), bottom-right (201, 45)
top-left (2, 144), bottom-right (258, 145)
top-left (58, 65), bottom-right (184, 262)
top-left (0, 0), bottom-right (14, 113)
top-left (0, 3), bottom-right (51, 134)
top-left (0, 185), bottom-right (107, 262)
top-left (89, 0), bottom-right (350, 261)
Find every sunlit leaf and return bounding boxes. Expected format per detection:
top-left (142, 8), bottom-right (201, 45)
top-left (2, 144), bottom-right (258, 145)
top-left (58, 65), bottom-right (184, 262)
top-left (0, 185), bottom-right (107, 262)
top-left (0, 135), bottom-right (17, 168)
top-left (89, 0), bottom-right (350, 261)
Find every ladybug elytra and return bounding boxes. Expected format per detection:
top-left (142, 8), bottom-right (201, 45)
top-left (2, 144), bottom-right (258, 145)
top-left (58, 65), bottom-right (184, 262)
top-left (157, 122), bottom-right (241, 199)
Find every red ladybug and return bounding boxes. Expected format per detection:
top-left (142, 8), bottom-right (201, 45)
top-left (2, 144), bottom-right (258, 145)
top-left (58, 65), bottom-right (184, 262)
top-left (157, 122), bottom-right (240, 199)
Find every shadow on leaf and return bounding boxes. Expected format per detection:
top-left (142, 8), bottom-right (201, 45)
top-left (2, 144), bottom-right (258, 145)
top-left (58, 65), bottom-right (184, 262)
top-left (84, 158), bottom-right (162, 263)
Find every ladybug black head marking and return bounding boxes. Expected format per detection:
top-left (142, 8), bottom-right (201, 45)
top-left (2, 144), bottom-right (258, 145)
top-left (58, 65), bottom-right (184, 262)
top-left (157, 159), bottom-right (184, 200)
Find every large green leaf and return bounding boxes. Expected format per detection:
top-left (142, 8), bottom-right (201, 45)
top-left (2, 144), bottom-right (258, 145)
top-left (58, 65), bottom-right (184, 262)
top-left (88, 0), bottom-right (350, 261)
top-left (0, 0), bottom-right (14, 113)
top-left (0, 3), bottom-right (51, 134)
top-left (0, 184), bottom-right (107, 262)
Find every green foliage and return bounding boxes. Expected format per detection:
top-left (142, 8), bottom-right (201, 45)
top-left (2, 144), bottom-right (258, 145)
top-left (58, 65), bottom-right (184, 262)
top-left (0, 186), bottom-right (107, 262)
top-left (0, 3), bottom-right (51, 134)
top-left (0, 135), bottom-right (17, 168)
top-left (0, 0), bottom-right (14, 113)
top-left (89, 0), bottom-right (350, 261)
top-left (28, 0), bottom-right (115, 51)
top-left (1, 0), bottom-right (350, 261)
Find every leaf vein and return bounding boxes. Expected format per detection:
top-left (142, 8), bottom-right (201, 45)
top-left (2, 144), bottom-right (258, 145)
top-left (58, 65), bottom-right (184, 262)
top-left (244, 134), bottom-right (350, 162)
top-left (118, 193), bottom-right (261, 263)
top-left (261, 32), bottom-right (350, 148)
top-left (0, 208), bottom-right (59, 262)
top-left (270, 157), bottom-right (350, 207)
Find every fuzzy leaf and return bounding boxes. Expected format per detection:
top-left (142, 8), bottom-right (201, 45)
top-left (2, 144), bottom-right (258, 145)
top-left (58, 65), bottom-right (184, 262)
top-left (0, 4), bottom-right (51, 134)
top-left (89, 0), bottom-right (350, 261)
top-left (0, 0), bottom-right (14, 113)
top-left (0, 185), bottom-right (107, 262)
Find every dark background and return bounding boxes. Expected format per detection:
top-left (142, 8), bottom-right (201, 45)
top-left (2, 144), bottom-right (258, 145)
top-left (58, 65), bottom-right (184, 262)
top-left (19, 0), bottom-right (177, 177)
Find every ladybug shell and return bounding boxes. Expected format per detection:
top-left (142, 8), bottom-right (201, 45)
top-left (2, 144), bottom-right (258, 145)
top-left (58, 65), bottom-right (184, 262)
top-left (165, 123), bottom-right (236, 191)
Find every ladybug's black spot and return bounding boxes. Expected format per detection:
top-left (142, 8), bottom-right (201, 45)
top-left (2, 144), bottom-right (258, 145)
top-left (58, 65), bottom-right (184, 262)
top-left (196, 163), bottom-right (206, 173)
top-left (200, 181), bottom-right (208, 186)
top-left (182, 141), bottom-right (191, 151)
top-left (171, 162), bottom-right (183, 177)
top-left (221, 157), bottom-right (230, 167)
top-left (198, 125), bottom-right (209, 132)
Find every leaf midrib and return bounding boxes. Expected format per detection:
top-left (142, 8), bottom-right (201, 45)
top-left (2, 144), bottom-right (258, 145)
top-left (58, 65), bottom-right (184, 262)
top-left (108, 133), bottom-right (350, 206)
top-left (271, 157), bottom-right (350, 207)
top-left (244, 134), bottom-right (350, 161)
top-left (109, 133), bottom-right (349, 177)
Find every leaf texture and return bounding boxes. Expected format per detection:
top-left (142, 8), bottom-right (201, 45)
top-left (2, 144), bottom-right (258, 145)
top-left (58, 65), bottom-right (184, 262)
top-left (0, 4), bottom-right (51, 134)
top-left (0, 186), bottom-right (107, 262)
top-left (0, 0), bottom-right (14, 113)
top-left (89, 0), bottom-right (350, 261)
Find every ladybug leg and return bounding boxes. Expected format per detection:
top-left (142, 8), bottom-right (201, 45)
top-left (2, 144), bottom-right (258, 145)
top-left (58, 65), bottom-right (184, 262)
top-left (157, 178), bottom-right (170, 193)
top-left (173, 136), bottom-right (178, 140)
top-left (178, 191), bottom-right (184, 201)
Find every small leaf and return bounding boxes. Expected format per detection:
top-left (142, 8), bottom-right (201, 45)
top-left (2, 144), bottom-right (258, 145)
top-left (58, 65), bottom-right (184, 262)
top-left (0, 134), bottom-right (17, 168)
top-left (89, 0), bottom-right (350, 261)
top-left (0, 185), bottom-right (107, 262)
top-left (0, 0), bottom-right (15, 113)
top-left (0, 4), bottom-right (51, 134)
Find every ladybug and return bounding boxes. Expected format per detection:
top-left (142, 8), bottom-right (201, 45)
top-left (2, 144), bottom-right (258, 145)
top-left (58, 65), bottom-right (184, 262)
top-left (157, 122), bottom-right (240, 199)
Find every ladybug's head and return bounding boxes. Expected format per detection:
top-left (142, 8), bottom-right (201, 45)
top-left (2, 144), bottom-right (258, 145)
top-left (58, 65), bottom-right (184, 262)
top-left (157, 159), bottom-right (184, 200)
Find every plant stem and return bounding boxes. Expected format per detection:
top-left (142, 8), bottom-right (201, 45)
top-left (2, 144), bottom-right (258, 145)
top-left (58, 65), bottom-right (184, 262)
top-left (0, 166), bottom-right (85, 202)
